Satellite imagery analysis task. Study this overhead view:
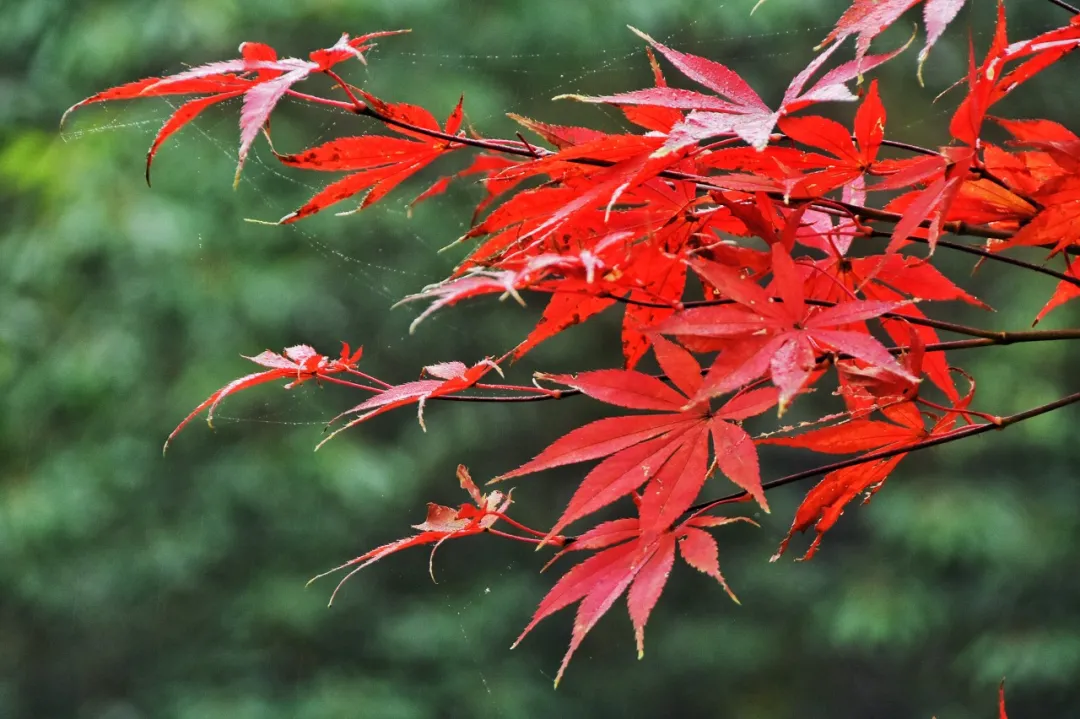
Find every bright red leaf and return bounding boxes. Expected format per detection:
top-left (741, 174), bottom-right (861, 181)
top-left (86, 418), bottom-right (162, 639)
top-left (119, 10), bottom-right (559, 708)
top-left (815, 0), bottom-right (968, 79)
top-left (276, 94), bottom-right (465, 222)
top-left (310, 465), bottom-right (515, 601)
top-left (563, 27), bottom-right (904, 151)
top-left (164, 343), bottom-right (365, 454)
top-left (498, 336), bottom-right (776, 538)
top-left (661, 243), bottom-right (917, 410)
top-left (62, 32), bottom-right (408, 184)
top-left (764, 391), bottom-right (970, 560)
top-left (73, 8), bottom-right (1080, 692)
top-left (318, 357), bottom-right (502, 446)
top-left (775, 80), bottom-right (888, 197)
top-left (514, 508), bottom-right (754, 687)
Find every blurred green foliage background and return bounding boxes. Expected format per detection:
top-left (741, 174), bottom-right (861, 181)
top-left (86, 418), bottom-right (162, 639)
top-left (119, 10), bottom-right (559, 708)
top-left (3, 0), bottom-right (1080, 717)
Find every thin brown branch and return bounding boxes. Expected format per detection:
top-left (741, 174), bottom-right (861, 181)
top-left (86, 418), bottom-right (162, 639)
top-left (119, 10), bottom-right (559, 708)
top-left (1047, 0), bottom-right (1080, 13)
top-left (421, 329), bottom-right (1080, 404)
top-left (866, 231), bottom-right (1080, 288)
top-left (776, 132), bottom-right (940, 158)
top-left (285, 89), bottom-right (534, 157)
top-left (919, 330), bottom-right (1080, 351)
top-left (685, 389), bottom-right (1080, 517)
top-left (879, 138), bottom-right (939, 156)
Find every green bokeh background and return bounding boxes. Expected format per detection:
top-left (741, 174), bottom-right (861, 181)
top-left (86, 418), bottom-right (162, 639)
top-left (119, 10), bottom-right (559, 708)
top-left (3, 1), bottom-right (1079, 717)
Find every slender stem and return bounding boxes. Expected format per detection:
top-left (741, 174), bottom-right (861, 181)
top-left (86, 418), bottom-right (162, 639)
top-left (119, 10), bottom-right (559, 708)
top-left (318, 375), bottom-right (385, 393)
top-left (1047, 0), bottom-right (1080, 13)
top-left (515, 132), bottom-right (542, 158)
top-left (285, 90), bottom-right (357, 113)
top-left (824, 197), bottom-right (1014, 241)
top-left (485, 528), bottom-right (548, 545)
top-left (917, 332), bottom-right (1080, 351)
top-left (866, 231), bottom-right (1080, 288)
top-left (753, 133), bottom-right (941, 158)
top-left (344, 367), bottom-right (394, 388)
top-left (880, 138), bottom-right (938, 157)
top-left (419, 329), bottom-right (1080, 404)
top-left (430, 390), bottom-right (575, 403)
top-left (473, 382), bottom-right (557, 395)
top-left (490, 511), bottom-right (563, 541)
top-left (791, 134), bottom-right (1048, 228)
top-left (653, 167), bottom-right (1016, 242)
top-left (916, 396), bottom-right (1001, 424)
top-left (686, 389), bottom-right (1080, 518)
top-left (824, 299), bottom-right (1003, 339)
top-left (322, 69), bottom-right (367, 113)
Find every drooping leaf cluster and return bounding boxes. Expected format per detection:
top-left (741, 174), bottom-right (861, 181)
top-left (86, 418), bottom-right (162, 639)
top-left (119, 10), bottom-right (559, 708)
top-left (63, 0), bottom-right (1080, 689)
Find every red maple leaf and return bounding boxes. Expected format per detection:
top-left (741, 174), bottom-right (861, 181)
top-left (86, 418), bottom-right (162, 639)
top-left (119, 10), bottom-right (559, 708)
top-left (660, 243), bottom-right (917, 410)
top-left (764, 390), bottom-right (971, 560)
top-left (497, 335), bottom-right (777, 537)
top-left (814, 0), bottom-right (968, 79)
top-left (62, 31), bottom-right (408, 185)
top-left (563, 27), bottom-right (903, 151)
top-left (880, 2), bottom-right (1080, 256)
top-left (834, 324), bottom-right (926, 414)
top-left (318, 358), bottom-right (503, 446)
top-left (309, 465), bottom-right (515, 602)
top-left (617, 46), bottom-right (685, 134)
top-left (797, 201), bottom-right (985, 400)
top-left (774, 79), bottom-right (887, 197)
top-left (514, 507), bottom-right (755, 687)
top-left (1032, 255), bottom-right (1080, 325)
top-left (164, 343), bottom-right (365, 453)
top-left (882, 3), bottom-right (1038, 254)
top-left (949, 2), bottom-right (1013, 148)
top-left (992, 118), bottom-right (1080, 258)
top-left (275, 93), bottom-right (465, 222)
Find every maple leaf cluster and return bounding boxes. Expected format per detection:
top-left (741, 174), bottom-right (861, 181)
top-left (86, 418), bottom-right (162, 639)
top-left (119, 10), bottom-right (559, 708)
top-left (64, 0), bottom-right (1080, 691)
